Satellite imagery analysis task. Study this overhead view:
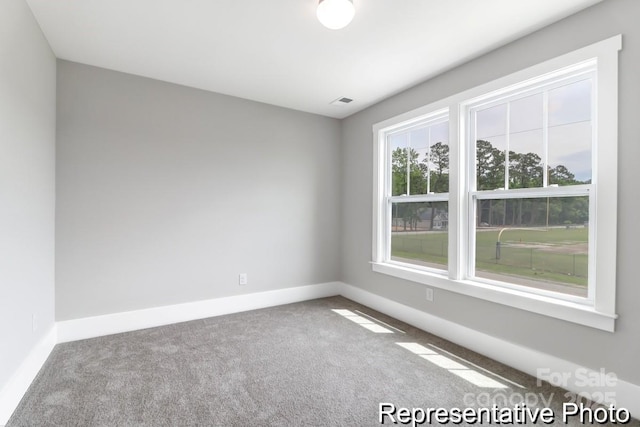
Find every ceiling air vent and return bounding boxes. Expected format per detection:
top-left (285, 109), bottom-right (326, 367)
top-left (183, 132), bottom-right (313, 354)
top-left (330, 97), bottom-right (353, 106)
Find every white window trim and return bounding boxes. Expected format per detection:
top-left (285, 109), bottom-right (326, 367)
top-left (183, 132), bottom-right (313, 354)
top-left (372, 35), bottom-right (621, 332)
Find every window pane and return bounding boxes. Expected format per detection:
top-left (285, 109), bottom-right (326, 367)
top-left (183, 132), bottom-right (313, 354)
top-left (508, 136), bottom-right (544, 188)
top-left (390, 133), bottom-right (408, 196)
top-left (548, 79), bottom-right (591, 126)
top-left (476, 104), bottom-right (507, 190)
top-left (509, 94), bottom-right (544, 188)
top-left (510, 93), bottom-right (543, 134)
top-left (390, 131), bottom-right (424, 196)
top-left (408, 127), bottom-right (429, 195)
top-left (474, 197), bottom-right (589, 297)
top-left (391, 201), bottom-right (448, 270)
top-left (548, 79), bottom-right (592, 185)
top-left (425, 122), bottom-right (450, 194)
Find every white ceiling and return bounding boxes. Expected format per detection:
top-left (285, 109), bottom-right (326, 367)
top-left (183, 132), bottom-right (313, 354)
top-left (25, 0), bottom-right (601, 119)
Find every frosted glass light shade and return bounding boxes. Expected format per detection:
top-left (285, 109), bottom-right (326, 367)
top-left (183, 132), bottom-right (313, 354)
top-left (317, 0), bottom-right (355, 30)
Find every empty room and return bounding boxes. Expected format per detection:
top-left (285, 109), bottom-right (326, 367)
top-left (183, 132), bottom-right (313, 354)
top-left (1, 0), bottom-right (639, 425)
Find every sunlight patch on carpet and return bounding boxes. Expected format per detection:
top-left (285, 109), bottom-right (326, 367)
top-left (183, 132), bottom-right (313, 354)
top-left (397, 342), bottom-right (509, 389)
top-left (332, 309), bottom-right (394, 333)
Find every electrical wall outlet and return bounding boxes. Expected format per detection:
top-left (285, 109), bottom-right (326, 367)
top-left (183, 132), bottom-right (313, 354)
top-left (425, 287), bottom-right (434, 302)
top-left (239, 273), bottom-right (248, 286)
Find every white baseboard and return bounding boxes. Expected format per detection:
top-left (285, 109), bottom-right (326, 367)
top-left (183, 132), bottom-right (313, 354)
top-left (0, 326), bottom-right (57, 425)
top-left (57, 282), bottom-right (341, 343)
top-left (339, 282), bottom-right (640, 419)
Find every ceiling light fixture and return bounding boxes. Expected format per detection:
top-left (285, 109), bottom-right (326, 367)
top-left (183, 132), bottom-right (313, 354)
top-left (317, 0), bottom-right (355, 30)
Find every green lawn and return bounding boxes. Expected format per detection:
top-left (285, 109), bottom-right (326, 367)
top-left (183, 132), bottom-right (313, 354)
top-left (391, 227), bottom-right (588, 287)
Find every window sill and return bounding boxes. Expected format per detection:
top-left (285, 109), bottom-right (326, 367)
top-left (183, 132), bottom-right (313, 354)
top-left (371, 262), bottom-right (616, 332)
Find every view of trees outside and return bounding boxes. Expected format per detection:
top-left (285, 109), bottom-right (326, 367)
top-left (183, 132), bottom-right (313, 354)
top-left (390, 120), bottom-right (449, 197)
top-left (389, 78), bottom-right (592, 296)
top-left (389, 120), bottom-right (450, 270)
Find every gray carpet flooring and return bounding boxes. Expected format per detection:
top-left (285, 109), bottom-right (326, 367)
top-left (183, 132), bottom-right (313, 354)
top-left (8, 296), bottom-right (637, 426)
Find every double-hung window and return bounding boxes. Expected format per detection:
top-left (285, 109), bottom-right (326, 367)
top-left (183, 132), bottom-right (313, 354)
top-left (384, 110), bottom-right (450, 272)
top-left (372, 36), bottom-right (621, 331)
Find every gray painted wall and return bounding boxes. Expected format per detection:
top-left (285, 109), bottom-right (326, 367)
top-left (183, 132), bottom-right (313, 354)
top-left (11, 0), bottom-right (636, 404)
top-left (0, 0), bottom-right (56, 390)
top-left (341, 0), bottom-right (640, 385)
top-left (56, 61), bottom-right (341, 320)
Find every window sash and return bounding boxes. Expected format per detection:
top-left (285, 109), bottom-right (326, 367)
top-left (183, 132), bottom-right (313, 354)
top-left (466, 192), bottom-right (594, 304)
top-left (385, 115), bottom-right (450, 197)
top-left (468, 70), bottom-right (596, 193)
top-left (383, 197), bottom-right (450, 275)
